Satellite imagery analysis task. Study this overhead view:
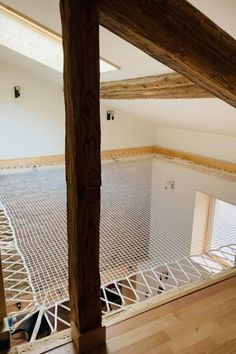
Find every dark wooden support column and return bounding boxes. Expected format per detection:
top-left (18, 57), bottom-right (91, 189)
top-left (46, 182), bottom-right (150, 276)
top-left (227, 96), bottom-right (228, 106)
top-left (0, 255), bottom-right (10, 350)
top-left (100, 0), bottom-right (236, 108)
top-left (60, 0), bottom-right (105, 352)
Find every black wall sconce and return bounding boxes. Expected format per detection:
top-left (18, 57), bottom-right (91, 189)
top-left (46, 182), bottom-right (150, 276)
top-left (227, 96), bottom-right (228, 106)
top-left (107, 110), bottom-right (114, 120)
top-left (14, 86), bottom-right (21, 98)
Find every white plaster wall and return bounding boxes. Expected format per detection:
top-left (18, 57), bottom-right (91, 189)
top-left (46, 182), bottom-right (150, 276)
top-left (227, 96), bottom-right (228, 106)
top-left (0, 60), bottom-right (65, 159)
top-left (136, 157), bottom-right (236, 299)
top-left (0, 61), bottom-right (156, 160)
top-left (149, 158), bottom-right (236, 264)
top-left (156, 126), bottom-right (236, 163)
top-left (101, 104), bottom-right (156, 150)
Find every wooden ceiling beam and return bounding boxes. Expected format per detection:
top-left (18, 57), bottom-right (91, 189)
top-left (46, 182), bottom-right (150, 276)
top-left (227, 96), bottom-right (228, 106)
top-left (100, 73), bottom-right (213, 99)
top-left (100, 0), bottom-right (236, 107)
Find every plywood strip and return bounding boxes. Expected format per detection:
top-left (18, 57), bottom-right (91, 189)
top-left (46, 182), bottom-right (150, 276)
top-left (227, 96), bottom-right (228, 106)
top-left (0, 147), bottom-right (155, 170)
top-left (154, 146), bottom-right (236, 174)
top-left (0, 155), bottom-right (65, 170)
top-left (101, 146), bottom-right (155, 160)
top-left (1, 146), bottom-right (235, 176)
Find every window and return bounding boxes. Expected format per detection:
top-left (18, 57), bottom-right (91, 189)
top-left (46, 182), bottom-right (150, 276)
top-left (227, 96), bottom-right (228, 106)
top-left (210, 199), bottom-right (236, 249)
top-left (0, 4), bottom-right (118, 73)
top-left (191, 192), bottom-right (236, 255)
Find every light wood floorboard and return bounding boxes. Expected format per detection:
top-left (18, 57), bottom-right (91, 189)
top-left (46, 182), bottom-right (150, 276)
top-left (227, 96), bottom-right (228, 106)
top-left (43, 276), bottom-right (236, 354)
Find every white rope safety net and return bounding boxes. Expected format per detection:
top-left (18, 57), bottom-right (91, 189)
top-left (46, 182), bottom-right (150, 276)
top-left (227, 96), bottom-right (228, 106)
top-left (0, 155), bottom-right (235, 342)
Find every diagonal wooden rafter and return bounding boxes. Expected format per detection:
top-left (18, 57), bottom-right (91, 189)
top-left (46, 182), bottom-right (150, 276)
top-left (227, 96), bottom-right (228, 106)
top-left (2, 1), bottom-right (207, 101)
top-left (100, 0), bottom-right (236, 108)
top-left (100, 73), bottom-right (213, 99)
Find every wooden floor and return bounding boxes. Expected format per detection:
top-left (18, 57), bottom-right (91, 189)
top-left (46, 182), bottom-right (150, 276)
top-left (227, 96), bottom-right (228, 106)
top-left (46, 276), bottom-right (236, 354)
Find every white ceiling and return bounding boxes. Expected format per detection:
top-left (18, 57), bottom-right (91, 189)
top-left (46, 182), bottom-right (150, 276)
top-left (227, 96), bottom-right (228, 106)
top-left (0, 0), bottom-right (236, 136)
top-left (0, 0), bottom-right (172, 82)
top-left (2, 0), bottom-right (236, 39)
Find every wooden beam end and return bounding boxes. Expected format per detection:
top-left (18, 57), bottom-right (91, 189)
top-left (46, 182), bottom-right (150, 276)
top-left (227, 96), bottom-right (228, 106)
top-left (71, 322), bottom-right (106, 353)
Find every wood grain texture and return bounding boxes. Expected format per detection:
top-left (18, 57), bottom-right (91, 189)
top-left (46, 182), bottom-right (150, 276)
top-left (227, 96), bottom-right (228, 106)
top-left (60, 0), bottom-right (102, 335)
top-left (0, 147), bottom-right (154, 170)
top-left (190, 192), bottom-right (211, 256)
top-left (101, 146), bottom-right (154, 159)
top-left (1, 145), bottom-right (235, 177)
top-left (154, 146), bottom-right (236, 174)
top-left (100, 73), bottom-right (213, 99)
top-left (103, 268), bottom-right (236, 328)
top-left (100, 0), bottom-right (236, 108)
top-left (15, 276), bottom-right (236, 354)
top-left (0, 154), bottom-right (65, 170)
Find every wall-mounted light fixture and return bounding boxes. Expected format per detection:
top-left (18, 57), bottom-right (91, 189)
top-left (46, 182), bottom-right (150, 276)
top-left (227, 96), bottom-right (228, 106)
top-left (14, 86), bottom-right (21, 98)
top-left (165, 180), bottom-right (175, 190)
top-left (107, 110), bottom-right (114, 120)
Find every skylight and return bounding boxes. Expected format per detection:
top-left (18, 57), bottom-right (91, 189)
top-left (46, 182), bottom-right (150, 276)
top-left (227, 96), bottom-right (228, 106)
top-left (0, 5), bottom-right (118, 74)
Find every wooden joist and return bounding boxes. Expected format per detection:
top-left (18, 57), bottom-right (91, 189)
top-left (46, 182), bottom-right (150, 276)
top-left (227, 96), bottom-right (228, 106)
top-left (100, 0), bottom-right (236, 108)
top-left (60, 0), bottom-right (105, 351)
top-left (100, 73), bottom-right (213, 99)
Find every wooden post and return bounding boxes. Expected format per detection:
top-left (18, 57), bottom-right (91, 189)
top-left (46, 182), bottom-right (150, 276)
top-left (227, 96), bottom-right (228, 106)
top-left (0, 254), bottom-right (10, 350)
top-left (60, 0), bottom-right (105, 352)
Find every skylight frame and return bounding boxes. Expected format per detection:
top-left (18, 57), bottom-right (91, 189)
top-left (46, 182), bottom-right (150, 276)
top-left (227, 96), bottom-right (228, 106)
top-left (0, 3), bottom-right (119, 74)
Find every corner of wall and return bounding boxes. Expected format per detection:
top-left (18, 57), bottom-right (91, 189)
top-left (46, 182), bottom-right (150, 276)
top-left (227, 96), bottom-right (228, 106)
top-left (156, 126), bottom-right (236, 164)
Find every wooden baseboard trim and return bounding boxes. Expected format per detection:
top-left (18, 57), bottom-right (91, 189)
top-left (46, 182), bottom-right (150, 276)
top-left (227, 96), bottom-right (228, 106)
top-left (0, 154), bottom-right (65, 170)
top-left (9, 327), bottom-right (72, 354)
top-left (101, 146), bottom-right (155, 160)
top-left (154, 146), bottom-right (236, 174)
top-left (0, 146), bottom-right (155, 170)
top-left (0, 146), bottom-right (235, 175)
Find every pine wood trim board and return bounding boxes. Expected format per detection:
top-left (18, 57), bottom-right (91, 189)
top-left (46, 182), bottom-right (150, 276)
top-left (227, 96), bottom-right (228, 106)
top-left (0, 147), bottom-right (154, 170)
top-left (154, 146), bottom-right (236, 174)
top-left (0, 154), bottom-right (65, 170)
top-left (1, 146), bottom-right (235, 175)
